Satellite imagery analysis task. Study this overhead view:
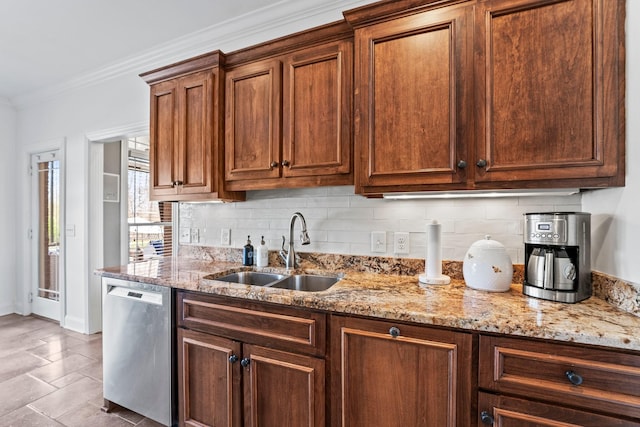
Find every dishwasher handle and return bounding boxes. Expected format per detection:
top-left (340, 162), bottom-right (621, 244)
top-left (106, 285), bottom-right (164, 306)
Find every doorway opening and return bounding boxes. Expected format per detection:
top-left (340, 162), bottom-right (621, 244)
top-left (126, 136), bottom-right (173, 262)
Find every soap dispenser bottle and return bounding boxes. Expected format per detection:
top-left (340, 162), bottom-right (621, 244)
top-left (242, 236), bottom-right (254, 266)
top-left (256, 236), bottom-right (268, 267)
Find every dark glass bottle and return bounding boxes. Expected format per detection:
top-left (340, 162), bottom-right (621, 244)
top-left (243, 236), bottom-right (254, 266)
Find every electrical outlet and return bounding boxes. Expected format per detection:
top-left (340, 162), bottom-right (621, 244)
top-left (179, 228), bottom-right (191, 244)
top-left (221, 228), bottom-right (231, 246)
top-left (371, 231), bottom-right (386, 253)
top-left (190, 228), bottom-right (199, 244)
top-left (393, 232), bottom-right (410, 255)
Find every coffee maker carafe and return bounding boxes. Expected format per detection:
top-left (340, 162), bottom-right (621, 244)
top-left (523, 212), bottom-right (591, 303)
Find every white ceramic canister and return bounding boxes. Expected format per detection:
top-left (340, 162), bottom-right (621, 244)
top-left (463, 235), bottom-right (513, 292)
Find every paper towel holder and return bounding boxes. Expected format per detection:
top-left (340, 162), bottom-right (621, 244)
top-left (419, 219), bottom-right (451, 286)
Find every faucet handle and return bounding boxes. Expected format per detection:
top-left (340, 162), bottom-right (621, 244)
top-left (281, 235), bottom-right (287, 252)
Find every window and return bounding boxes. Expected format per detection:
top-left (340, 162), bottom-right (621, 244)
top-left (127, 136), bottom-right (173, 261)
top-left (35, 152), bottom-right (60, 302)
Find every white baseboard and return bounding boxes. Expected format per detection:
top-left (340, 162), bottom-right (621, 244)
top-left (0, 302), bottom-right (15, 316)
top-left (63, 314), bottom-right (86, 333)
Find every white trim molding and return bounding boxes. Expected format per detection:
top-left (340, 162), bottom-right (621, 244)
top-left (86, 121), bottom-right (148, 143)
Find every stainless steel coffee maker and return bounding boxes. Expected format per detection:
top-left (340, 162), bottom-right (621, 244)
top-left (523, 212), bottom-right (591, 303)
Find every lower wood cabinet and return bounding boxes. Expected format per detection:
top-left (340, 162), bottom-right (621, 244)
top-left (478, 335), bottom-right (640, 425)
top-left (242, 344), bottom-right (325, 427)
top-left (175, 291), bottom-right (640, 427)
top-left (178, 328), bottom-right (241, 427)
top-left (330, 315), bottom-right (474, 427)
top-left (177, 329), bottom-right (324, 427)
top-left (176, 291), bottom-right (326, 427)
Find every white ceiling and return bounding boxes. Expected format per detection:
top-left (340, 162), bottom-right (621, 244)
top-left (0, 0), bottom-right (371, 106)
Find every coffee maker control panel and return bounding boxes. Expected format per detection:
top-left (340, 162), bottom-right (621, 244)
top-left (525, 219), bottom-right (567, 244)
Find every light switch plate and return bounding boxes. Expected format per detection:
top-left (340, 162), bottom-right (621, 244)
top-left (190, 228), bottom-right (199, 244)
top-left (371, 231), bottom-right (386, 253)
top-left (221, 228), bottom-right (231, 246)
top-left (179, 228), bottom-right (191, 244)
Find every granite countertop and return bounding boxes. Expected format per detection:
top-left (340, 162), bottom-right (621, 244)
top-left (99, 256), bottom-right (640, 352)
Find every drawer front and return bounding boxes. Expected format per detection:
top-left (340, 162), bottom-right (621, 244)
top-left (479, 335), bottom-right (640, 420)
top-left (177, 291), bottom-right (326, 356)
top-left (478, 392), bottom-right (638, 427)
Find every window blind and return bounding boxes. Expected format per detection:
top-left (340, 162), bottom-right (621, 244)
top-left (127, 137), bottom-right (173, 261)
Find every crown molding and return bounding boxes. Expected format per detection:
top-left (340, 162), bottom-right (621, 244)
top-left (11, 0), bottom-right (372, 109)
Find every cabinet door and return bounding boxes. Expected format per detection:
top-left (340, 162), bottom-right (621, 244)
top-left (149, 79), bottom-right (179, 198)
top-left (282, 40), bottom-right (352, 183)
top-left (242, 344), bottom-right (325, 427)
top-left (177, 328), bottom-right (242, 427)
top-left (175, 70), bottom-right (214, 196)
top-left (225, 59), bottom-right (282, 186)
top-left (331, 316), bottom-right (473, 427)
top-left (474, 0), bottom-right (625, 186)
top-left (354, 4), bottom-right (472, 195)
top-left (478, 392), bottom-right (637, 427)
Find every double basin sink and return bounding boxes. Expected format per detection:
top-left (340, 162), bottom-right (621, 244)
top-left (211, 271), bottom-right (340, 292)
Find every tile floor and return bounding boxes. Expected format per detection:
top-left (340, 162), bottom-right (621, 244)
top-left (0, 314), bottom-right (164, 427)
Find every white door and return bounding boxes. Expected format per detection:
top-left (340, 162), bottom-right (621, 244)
top-left (31, 150), bottom-right (62, 321)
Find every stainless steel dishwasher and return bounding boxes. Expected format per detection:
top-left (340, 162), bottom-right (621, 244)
top-left (102, 277), bottom-right (175, 426)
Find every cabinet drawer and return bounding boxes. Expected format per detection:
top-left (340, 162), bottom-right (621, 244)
top-left (479, 335), bottom-right (640, 420)
top-left (478, 392), bottom-right (638, 427)
top-left (177, 291), bottom-right (326, 356)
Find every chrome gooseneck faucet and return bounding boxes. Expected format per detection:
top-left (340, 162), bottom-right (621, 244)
top-left (280, 212), bottom-right (310, 269)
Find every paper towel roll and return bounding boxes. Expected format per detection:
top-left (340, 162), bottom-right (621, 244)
top-left (426, 221), bottom-right (442, 278)
top-left (419, 220), bottom-right (450, 286)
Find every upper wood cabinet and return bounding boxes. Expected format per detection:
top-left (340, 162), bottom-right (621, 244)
top-left (345, 0), bottom-right (625, 196)
top-left (224, 58), bottom-right (283, 184)
top-left (141, 52), bottom-right (244, 202)
top-left (474, 0), bottom-right (625, 188)
top-left (348, 2), bottom-right (473, 195)
top-left (224, 22), bottom-right (353, 191)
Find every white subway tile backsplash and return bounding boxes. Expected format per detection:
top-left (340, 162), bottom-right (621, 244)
top-left (179, 186), bottom-right (583, 262)
top-left (552, 204), bottom-right (582, 212)
top-left (328, 207), bottom-right (374, 219)
top-left (327, 186), bottom-right (355, 196)
top-left (373, 203), bottom-right (427, 220)
top-left (306, 241), bottom-right (350, 254)
top-left (307, 196), bottom-right (351, 208)
top-left (326, 230), bottom-right (370, 244)
top-left (427, 204), bottom-right (487, 221)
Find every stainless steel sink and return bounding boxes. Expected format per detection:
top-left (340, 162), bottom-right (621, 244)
top-left (269, 274), bottom-right (340, 292)
top-left (214, 271), bottom-right (286, 286)
top-left (208, 271), bottom-right (341, 292)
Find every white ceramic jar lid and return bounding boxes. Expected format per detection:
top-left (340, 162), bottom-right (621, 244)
top-left (469, 235), bottom-right (505, 250)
